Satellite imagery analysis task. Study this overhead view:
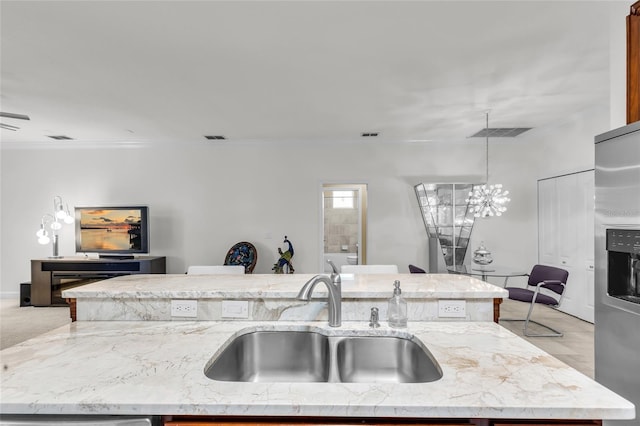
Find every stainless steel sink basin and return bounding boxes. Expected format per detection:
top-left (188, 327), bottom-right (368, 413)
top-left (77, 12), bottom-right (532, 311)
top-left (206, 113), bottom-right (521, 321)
top-left (204, 329), bottom-right (442, 383)
top-left (204, 331), bottom-right (330, 382)
top-left (336, 336), bottom-right (442, 383)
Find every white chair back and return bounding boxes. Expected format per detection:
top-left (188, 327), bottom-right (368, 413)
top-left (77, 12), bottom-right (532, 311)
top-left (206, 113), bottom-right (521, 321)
top-left (340, 264), bottom-right (399, 274)
top-left (187, 265), bottom-right (245, 275)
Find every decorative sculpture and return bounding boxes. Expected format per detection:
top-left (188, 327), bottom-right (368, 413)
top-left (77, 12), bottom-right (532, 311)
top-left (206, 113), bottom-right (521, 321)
top-left (472, 242), bottom-right (493, 265)
top-left (273, 236), bottom-right (295, 274)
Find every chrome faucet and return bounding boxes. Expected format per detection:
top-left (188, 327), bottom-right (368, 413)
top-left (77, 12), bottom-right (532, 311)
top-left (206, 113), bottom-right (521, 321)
top-left (297, 260), bottom-right (342, 327)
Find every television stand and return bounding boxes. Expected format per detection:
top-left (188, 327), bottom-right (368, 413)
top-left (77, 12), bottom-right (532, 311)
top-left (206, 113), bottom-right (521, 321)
top-left (99, 254), bottom-right (135, 260)
top-left (30, 256), bottom-right (166, 306)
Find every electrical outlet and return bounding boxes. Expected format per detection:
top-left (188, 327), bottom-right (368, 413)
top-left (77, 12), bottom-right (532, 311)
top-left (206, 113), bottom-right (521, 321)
top-left (438, 300), bottom-right (466, 318)
top-left (171, 299), bottom-right (198, 318)
top-left (221, 300), bottom-right (249, 318)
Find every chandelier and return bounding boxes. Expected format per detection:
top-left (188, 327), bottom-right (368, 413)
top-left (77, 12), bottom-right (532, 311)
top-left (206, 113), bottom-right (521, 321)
top-left (466, 112), bottom-right (511, 217)
top-left (467, 183), bottom-right (510, 217)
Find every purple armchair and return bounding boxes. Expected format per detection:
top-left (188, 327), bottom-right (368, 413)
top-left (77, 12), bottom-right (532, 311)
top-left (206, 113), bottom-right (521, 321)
top-left (408, 264), bottom-right (426, 273)
top-left (503, 264), bottom-right (569, 337)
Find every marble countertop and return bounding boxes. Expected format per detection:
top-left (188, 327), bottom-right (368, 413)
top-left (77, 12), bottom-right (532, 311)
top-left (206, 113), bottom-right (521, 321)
top-left (62, 273), bottom-right (508, 299)
top-left (0, 320), bottom-right (634, 420)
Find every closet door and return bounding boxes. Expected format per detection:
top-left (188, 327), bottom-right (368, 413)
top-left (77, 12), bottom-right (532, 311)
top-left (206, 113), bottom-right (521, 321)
top-left (538, 178), bottom-right (558, 266)
top-left (556, 173), bottom-right (581, 318)
top-left (581, 171), bottom-right (595, 323)
top-left (537, 170), bottom-right (594, 322)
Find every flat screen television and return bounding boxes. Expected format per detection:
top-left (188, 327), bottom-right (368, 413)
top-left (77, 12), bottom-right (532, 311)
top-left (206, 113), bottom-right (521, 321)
top-left (75, 206), bottom-right (149, 257)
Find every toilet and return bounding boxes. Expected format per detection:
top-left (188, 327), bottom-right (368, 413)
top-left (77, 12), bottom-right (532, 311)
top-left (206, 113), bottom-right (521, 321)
top-left (347, 255), bottom-right (358, 265)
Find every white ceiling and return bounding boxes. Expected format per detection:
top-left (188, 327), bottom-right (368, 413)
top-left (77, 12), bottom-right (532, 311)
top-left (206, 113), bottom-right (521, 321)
top-left (0, 1), bottom-right (616, 148)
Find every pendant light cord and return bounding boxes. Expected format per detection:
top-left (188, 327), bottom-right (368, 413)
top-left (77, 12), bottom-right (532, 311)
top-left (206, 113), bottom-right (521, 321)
top-left (485, 111), bottom-right (490, 183)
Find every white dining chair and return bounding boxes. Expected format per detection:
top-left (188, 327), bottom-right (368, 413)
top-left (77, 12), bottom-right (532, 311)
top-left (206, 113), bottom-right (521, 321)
top-left (340, 264), bottom-right (399, 274)
top-left (186, 265), bottom-right (245, 275)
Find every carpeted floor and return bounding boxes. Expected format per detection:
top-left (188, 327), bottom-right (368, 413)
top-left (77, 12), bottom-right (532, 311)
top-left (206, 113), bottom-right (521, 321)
top-left (0, 299), bottom-right (72, 350)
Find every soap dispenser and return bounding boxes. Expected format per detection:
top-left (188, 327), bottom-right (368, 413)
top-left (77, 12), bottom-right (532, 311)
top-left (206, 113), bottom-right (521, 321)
top-left (388, 280), bottom-right (407, 328)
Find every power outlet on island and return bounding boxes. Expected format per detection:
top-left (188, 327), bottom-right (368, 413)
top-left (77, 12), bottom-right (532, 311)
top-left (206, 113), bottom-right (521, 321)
top-left (221, 300), bottom-right (249, 319)
top-left (438, 300), bottom-right (466, 318)
top-left (171, 299), bottom-right (198, 318)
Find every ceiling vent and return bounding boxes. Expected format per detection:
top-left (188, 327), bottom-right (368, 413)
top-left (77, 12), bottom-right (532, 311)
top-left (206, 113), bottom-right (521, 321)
top-left (0, 112), bottom-right (30, 120)
top-left (47, 135), bottom-right (74, 140)
top-left (205, 135), bottom-right (226, 140)
top-left (469, 128), bottom-right (532, 138)
top-left (361, 132), bottom-right (379, 137)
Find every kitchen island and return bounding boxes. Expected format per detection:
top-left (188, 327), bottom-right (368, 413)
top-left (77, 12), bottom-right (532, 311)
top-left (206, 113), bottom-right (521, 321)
top-left (0, 320), bottom-right (634, 423)
top-left (0, 273), bottom-right (634, 424)
top-left (62, 273), bottom-right (507, 322)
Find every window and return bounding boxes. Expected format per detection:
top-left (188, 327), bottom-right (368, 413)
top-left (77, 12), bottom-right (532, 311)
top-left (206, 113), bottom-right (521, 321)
top-left (332, 190), bottom-right (355, 209)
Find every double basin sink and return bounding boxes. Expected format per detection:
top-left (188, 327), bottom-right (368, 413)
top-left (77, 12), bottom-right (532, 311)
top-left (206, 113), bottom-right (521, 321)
top-left (204, 328), bottom-right (442, 383)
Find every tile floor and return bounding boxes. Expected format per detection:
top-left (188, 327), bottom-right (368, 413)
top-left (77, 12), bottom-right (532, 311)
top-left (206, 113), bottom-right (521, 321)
top-left (499, 298), bottom-right (594, 378)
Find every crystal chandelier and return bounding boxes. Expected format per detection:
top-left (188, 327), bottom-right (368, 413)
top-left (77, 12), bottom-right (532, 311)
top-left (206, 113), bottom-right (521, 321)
top-left (466, 112), bottom-right (511, 217)
top-left (467, 183), bottom-right (510, 217)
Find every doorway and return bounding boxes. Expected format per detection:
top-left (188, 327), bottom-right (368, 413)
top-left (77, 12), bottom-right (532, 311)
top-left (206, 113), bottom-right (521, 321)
top-left (320, 184), bottom-right (367, 273)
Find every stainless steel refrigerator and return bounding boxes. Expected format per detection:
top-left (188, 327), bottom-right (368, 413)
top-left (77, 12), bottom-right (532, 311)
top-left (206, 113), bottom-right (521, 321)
top-left (595, 121), bottom-right (640, 426)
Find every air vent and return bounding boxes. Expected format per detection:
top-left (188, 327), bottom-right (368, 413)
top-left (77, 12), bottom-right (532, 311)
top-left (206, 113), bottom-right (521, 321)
top-left (47, 135), bottom-right (74, 140)
top-left (469, 128), bottom-right (532, 138)
top-left (0, 112), bottom-right (30, 120)
top-left (361, 132), bottom-right (379, 137)
top-left (205, 135), bottom-right (226, 140)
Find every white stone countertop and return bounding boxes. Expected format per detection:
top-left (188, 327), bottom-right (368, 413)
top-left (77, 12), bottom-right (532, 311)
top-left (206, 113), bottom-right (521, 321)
top-left (62, 273), bottom-right (508, 299)
top-left (0, 320), bottom-right (634, 420)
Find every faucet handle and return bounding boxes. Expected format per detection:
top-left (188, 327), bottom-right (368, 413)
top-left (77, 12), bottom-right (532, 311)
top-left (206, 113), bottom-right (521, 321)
top-left (326, 259), bottom-right (338, 274)
top-left (326, 259), bottom-right (341, 285)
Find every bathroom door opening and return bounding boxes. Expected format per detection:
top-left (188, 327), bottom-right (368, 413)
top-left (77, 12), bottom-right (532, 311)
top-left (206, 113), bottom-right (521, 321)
top-left (320, 183), bottom-right (367, 273)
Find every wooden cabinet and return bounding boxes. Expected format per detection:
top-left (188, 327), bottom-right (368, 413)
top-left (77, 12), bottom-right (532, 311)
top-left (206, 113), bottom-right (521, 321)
top-left (163, 417), bottom-right (601, 426)
top-left (492, 422), bottom-right (601, 426)
top-left (30, 256), bottom-right (166, 306)
top-left (537, 170), bottom-right (595, 322)
top-left (164, 422), bottom-right (471, 426)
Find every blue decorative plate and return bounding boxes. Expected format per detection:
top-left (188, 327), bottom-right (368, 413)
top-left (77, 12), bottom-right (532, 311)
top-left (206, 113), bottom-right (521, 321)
top-left (224, 241), bottom-right (257, 273)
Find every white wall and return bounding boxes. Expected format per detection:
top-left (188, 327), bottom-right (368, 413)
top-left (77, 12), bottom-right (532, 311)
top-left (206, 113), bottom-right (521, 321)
top-left (468, 104), bottom-right (610, 289)
top-left (1, 139), bottom-right (488, 297)
top-left (0, 103), bottom-right (612, 298)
